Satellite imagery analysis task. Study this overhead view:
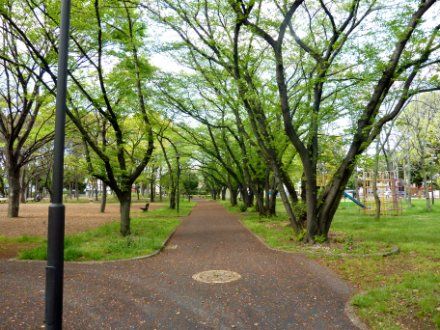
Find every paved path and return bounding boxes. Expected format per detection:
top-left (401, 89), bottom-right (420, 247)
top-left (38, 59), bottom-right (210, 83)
top-left (0, 200), bottom-right (358, 329)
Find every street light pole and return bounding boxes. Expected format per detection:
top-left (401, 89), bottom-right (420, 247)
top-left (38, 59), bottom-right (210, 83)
top-left (176, 153), bottom-right (180, 213)
top-left (45, 0), bottom-right (71, 329)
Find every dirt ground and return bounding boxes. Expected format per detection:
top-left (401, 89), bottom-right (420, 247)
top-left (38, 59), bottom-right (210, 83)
top-left (0, 242), bottom-right (40, 259)
top-left (0, 201), bottom-right (161, 238)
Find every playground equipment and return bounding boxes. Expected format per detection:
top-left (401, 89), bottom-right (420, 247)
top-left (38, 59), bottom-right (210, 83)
top-left (343, 191), bottom-right (366, 208)
top-left (318, 172), bottom-right (367, 208)
top-left (359, 171), bottom-right (403, 216)
top-left (316, 170), bottom-right (403, 214)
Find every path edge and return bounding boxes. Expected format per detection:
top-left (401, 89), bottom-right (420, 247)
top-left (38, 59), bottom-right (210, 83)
top-left (7, 215), bottom-right (186, 265)
top-left (220, 204), bottom-right (370, 330)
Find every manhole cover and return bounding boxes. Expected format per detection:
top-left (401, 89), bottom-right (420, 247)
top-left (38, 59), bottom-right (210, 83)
top-left (192, 270), bottom-right (241, 284)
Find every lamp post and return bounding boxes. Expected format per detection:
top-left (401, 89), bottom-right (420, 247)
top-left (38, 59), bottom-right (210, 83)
top-left (176, 153), bottom-right (180, 213)
top-left (45, 0), bottom-right (71, 329)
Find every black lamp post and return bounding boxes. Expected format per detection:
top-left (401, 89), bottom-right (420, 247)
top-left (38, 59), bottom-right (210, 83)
top-left (45, 0), bottom-right (71, 328)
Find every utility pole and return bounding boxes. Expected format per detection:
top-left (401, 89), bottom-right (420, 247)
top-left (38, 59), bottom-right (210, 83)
top-left (45, 0), bottom-right (71, 328)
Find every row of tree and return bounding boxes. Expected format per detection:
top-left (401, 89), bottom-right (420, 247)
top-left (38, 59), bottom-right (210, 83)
top-left (147, 0), bottom-right (440, 241)
top-left (364, 92), bottom-right (440, 218)
top-left (0, 0), bottom-right (202, 236)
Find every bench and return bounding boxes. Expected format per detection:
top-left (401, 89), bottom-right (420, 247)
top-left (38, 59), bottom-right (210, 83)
top-left (0, 198), bottom-right (7, 203)
top-left (140, 202), bottom-right (150, 212)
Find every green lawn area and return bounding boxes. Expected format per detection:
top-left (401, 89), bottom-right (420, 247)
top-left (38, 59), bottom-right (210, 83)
top-left (222, 199), bottom-right (440, 329)
top-left (17, 200), bottom-right (195, 262)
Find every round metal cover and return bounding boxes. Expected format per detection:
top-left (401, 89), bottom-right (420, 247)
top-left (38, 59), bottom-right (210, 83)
top-left (192, 270), bottom-right (241, 284)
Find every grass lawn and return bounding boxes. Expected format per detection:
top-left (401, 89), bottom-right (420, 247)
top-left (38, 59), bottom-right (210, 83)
top-left (16, 199), bottom-right (195, 262)
top-left (221, 199), bottom-right (440, 329)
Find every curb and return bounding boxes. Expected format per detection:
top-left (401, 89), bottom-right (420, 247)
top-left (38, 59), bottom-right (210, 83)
top-left (229, 209), bottom-right (399, 259)
top-left (345, 302), bottom-right (369, 330)
top-left (303, 245), bottom-right (400, 258)
top-left (68, 222), bottom-right (180, 265)
top-left (6, 209), bottom-right (194, 265)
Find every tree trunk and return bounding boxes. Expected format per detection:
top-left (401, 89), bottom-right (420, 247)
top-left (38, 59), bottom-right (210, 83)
top-left (373, 140), bottom-right (381, 219)
top-left (100, 183), bottom-right (107, 213)
top-left (221, 186), bottom-right (226, 200)
top-left (94, 183), bottom-right (99, 201)
top-left (423, 169), bottom-right (431, 211)
top-left (35, 177), bottom-right (39, 196)
top-left (265, 189), bottom-right (270, 212)
top-left (255, 189), bottom-right (266, 216)
top-left (404, 155), bottom-right (412, 207)
top-left (276, 175), bottom-right (301, 232)
top-left (0, 176), bottom-right (6, 196)
top-left (265, 173), bottom-right (277, 216)
top-left (7, 166), bottom-right (20, 218)
top-left (119, 191), bottom-right (132, 236)
top-left (159, 167), bottom-right (163, 202)
top-left (169, 188), bottom-right (176, 209)
top-left (229, 187), bottom-right (238, 206)
top-left (268, 190), bottom-right (277, 215)
top-left (353, 168), bottom-right (359, 199)
top-left (317, 152), bottom-right (368, 239)
top-left (240, 187), bottom-right (253, 207)
top-left (75, 179), bottom-right (79, 200)
top-left (300, 173), bottom-right (307, 202)
top-left (249, 189), bottom-right (254, 207)
top-left (305, 172), bottom-right (319, 242)
top-left (20, 169), bottom-right (27, 203)
top-left (150, 167), bottom-right (156, 202)
top-left (372, 175), bottom-right (381, 219)
top-left (140, 183), bottom-right (144, 197)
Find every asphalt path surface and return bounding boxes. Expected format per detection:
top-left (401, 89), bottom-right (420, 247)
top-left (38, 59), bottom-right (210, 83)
top-left (0, 199), bottom-right (358, 329)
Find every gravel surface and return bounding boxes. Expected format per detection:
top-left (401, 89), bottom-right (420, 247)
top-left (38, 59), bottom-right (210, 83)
top-left (0, 199), bottom-right (357, 329)
top-left (0, 202), bottom-right (160, 237)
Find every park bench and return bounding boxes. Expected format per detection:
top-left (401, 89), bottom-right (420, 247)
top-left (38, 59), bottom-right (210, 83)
top-left (140, 202), bottom-right (150, 212)
top-left (0, 197), bottom-right (7, 203)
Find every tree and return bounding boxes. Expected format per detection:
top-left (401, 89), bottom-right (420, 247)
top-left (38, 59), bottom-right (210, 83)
top-left (158, 74), bottom-right (285, 215)
top-left (0, 16), bottom-right (54, 216)
top-left (156, 121), bottom-right (180, 209)
top-left (182, 171), bottom-right (198, 200)
top-left (398, 94), bottom-right (439, 210)
top-left (148, 0), bottom-right (440, 241)
top-left (1, 0), bottom-right (156, 235)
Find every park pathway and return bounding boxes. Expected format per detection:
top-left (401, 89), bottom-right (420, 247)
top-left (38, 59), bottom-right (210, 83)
top-left (0, 200), bottom-right (358, 329)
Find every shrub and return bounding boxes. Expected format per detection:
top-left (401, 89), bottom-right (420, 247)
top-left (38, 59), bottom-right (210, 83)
top-left (239, 203), bottom-right (248, 212)
top-left (295, 229), bottom-right (307, 242)
top-left (292, 202), bottom-right (307, 224)
top-left (314, 235), bottom-right (327, 244)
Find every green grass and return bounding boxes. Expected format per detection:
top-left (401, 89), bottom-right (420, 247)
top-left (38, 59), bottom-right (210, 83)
top-left (224, 199), bottom-right (440, 329)
top-left (19, 200), bottom-right (196, 261)
top-left (0, 235), bottom-right (43, 244)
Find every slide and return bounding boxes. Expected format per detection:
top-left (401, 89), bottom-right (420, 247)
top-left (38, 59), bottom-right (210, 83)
top-left (343, 191), bottom-right (366, 209)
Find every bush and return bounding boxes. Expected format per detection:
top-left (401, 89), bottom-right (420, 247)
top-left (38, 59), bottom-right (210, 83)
top-left (239, 203), bottom-right (248, 212)
top-left (295, 229), bottom-right (307, 242)
top-left (314, 235), bottom-right (327, 244)
top-left (292, 202), bottom-right (307, 224)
